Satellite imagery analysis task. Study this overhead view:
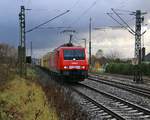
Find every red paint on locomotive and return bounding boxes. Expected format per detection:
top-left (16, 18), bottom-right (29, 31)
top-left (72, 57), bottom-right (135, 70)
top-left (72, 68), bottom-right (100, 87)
top-left (42, 43), bottom-right (88, 81)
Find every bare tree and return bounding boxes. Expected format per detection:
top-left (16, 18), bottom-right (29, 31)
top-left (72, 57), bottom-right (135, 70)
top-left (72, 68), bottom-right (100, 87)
top-left (105, 50), bottom-right (122, 62)
top-left (0, 43), bottom-right (17, 82)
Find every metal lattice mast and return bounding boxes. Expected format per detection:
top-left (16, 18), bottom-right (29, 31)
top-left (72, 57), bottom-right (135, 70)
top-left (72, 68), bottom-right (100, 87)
top-left (18, 6), bottom-right (26, 77)
top-left (135, 10), bottom-right (141, 64)
top-left (134, 10), bottom-right (147, 64)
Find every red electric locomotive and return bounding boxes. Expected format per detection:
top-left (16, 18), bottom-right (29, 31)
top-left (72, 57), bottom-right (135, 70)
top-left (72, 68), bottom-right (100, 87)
top-left (42, 43), bottom-right (88, 82)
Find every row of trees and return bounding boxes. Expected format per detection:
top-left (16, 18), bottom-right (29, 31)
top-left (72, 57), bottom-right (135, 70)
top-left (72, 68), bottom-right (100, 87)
top-left (91, 49), bottom-right (130, 71)
top-left (92, 49), bottom-right (150, 76)
top-left (0, 43), bottom-right (17, 82)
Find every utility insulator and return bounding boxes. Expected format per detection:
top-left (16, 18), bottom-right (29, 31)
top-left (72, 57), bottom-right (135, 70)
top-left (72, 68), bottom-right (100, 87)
top-left (69, 34), bottom-right (73, 44)
top-left (142, 47), bottom-right (145, 61)
top-left (141, 16), bottom-right (144, 23)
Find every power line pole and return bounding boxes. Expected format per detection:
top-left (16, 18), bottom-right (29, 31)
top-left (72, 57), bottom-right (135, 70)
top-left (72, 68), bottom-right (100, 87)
top-left (89, 17), bottom-right (92, 65)
top-left (135, 10), bottom-right (142, 64)
top-left (133, 10), bottom-right (146, 83)
top-left (30, 41), bottom-right (32, 64)
top-left (108, 9), bottom-right (146, 62)
top-left (107, 9), bottom-right (147, 83)
top-left (18, 6), bottom-right (26, 77)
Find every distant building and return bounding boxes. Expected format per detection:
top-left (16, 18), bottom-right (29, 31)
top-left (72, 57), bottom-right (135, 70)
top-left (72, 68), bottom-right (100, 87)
top-left (145, 53), bottom-right (150, 61)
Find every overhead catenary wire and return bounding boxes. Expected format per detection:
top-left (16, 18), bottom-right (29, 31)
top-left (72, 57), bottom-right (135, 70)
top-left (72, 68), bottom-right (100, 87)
top-left (111, 8), bottom-right (136, 35)
top-left (26, 10), bottom-right (70, 33)
top-left (113, 8), bottom-right (135, 13)
top-left (108, 9), bottom-right (147, 36)
top-left (69, 0), bottom-right (100, 27)
top-left (39, 27), bottom-right (72, 30)
top-left (94, 25), bottom-right (124, 30)
top-left (107, 13), bottom-right (124, 27)
top-left (69, 0), bottom-right (81, 10)
top-left (107, 13), bottom-right (135, 35)
top-left (108, 12), bottom-right (134, 16)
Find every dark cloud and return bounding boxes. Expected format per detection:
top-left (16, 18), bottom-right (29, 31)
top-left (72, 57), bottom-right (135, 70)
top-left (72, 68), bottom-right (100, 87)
top-left (0, 0), bottom-right (150, 57)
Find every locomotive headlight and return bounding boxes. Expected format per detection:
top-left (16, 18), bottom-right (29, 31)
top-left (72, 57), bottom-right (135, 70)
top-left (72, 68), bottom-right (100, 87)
top-left (81, 66), bottom-right (85, 69)
top-left (64, 66), bottom-right (68, 69)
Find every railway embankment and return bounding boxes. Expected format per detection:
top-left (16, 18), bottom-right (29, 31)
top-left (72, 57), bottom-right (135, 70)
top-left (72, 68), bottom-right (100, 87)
top-left (35, 67), bottom-right (89, 120)
top-left (0, 67), bottom-right (58, 120)
top-left (0, 66), bottom-right (89, 120)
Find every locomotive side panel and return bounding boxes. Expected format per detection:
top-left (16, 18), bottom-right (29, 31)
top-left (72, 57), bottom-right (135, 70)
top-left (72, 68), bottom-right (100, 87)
top-left (41, 44), bottom-right (89, 82)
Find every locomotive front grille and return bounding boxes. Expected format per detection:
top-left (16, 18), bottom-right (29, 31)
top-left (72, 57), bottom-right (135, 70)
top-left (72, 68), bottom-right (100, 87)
top-left (62, 70), bottom-right (88, 76)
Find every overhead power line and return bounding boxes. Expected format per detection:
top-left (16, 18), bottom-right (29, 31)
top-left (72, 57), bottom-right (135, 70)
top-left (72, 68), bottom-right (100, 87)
top-left (94, 25), bottom-right (124, 30)
top-left (69, 0), bottom-right (99, 26)
top-left (112, 8), bottom-right (135, 13)
top-left (39, 27), bottom-right (72, 29)
top-left (111, 8), bottom-right (135, 35)
top-left (107, 13), bottom-right (125, 27)
top-left (108, 12), bottom-right (134, 16)
top-left (107, 13), bottom-right (135, 35)
top-left (69, 0), bottom-right (80, 10)
top-left (108, 9), bottom-right (147, 36)
top-left (26, 10), bottom-right (70, 33)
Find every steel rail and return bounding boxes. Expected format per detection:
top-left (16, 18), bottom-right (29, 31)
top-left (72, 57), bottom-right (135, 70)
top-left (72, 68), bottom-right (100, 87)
top-left (71, 86), bottom-right (125, 120)
top-left (88, 75), bottom-right (150, 98)
top-left (77, 82), bottom-right (150, 116)
top-left (89, 73), bottom-right (149, 81)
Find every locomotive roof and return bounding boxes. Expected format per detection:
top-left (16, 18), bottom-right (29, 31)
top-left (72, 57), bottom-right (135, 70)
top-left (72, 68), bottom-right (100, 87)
top-left (42, 43), bottom-right (85, 58)
top-left (55, 43), bottom-right (84, 51)
top-left (59, 46), bottom-right (84, 49)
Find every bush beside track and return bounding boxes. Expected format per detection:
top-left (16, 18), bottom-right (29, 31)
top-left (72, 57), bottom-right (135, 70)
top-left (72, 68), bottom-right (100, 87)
top-left (36, 67), bottom-right (89, 120)
top-left (0, 68), bottom-right (58, 120)
top-left (105, 63), bottom-right (150, 76)
top-left (0, 44), bottom-right (59, 120)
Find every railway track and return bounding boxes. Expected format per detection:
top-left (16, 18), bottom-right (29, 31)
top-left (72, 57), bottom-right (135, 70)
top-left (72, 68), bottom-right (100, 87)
top-left (88, 74), bottom-right (150, 98)
top-left (71, 83), bottom-right (150, 119)
top-left (71, 87), bottom-right (125, 120)
top-left (92, 73), bottom-right (150, 82)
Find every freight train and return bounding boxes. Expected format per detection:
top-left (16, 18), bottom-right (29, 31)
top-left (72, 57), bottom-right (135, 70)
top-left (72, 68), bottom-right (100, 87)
top-left (40, 43), bottom-right (88, 82)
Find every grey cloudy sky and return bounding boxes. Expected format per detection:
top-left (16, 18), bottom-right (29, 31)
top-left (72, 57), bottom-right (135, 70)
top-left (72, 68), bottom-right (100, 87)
top-left (0, 0), bottom-right (150, 58)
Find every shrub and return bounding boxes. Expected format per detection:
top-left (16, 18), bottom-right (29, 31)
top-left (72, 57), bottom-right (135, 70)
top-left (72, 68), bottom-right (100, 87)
top-left (0, 43), bottom-right (17, 86)
top-left (105, 63), bottom-right (150, 76)
top-left (36, 68), bottom-right (89, 120)
top-left (140, 63), bottom-right (150, 76)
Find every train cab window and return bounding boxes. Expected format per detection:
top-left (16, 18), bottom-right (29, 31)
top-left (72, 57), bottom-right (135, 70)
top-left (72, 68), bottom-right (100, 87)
top-left (63, 49), bottom-right (85, 60)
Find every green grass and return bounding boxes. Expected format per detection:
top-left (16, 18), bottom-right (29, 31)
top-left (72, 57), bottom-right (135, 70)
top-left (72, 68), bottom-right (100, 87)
top-left (0, 75), bottom-right (58, 120)
top-left (26, 67), bottom-right (38, 81)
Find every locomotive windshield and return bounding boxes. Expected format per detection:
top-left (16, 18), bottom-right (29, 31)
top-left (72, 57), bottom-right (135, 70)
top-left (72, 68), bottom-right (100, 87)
top-left (64, 49), bottom-right (85, 60)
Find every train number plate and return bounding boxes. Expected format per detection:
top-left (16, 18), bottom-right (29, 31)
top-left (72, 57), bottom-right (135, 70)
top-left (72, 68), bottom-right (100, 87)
top-left (69, 66), bottom-right (80, 69)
